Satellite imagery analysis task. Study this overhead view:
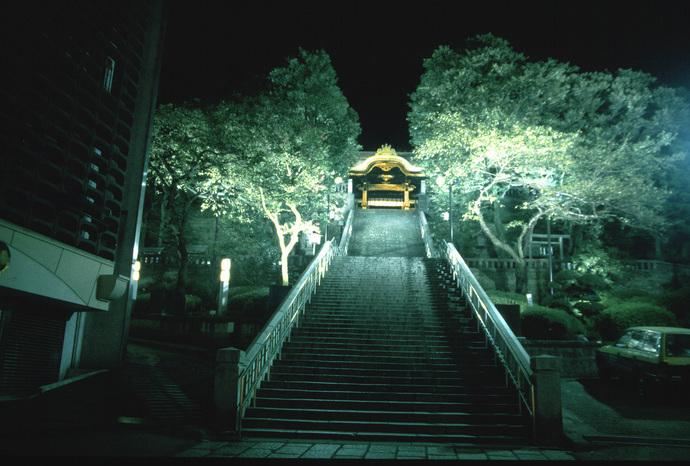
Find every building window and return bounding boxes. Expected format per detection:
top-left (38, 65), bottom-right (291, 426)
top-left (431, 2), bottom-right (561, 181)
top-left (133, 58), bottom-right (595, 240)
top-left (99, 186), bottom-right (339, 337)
top-left (103, 57), bottom-right (115, 92)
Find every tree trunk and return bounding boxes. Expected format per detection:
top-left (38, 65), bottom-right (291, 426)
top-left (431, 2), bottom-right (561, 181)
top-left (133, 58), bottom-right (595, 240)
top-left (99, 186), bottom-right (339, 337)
top-left (157, 191), bottom-right (169, 248)
top-left (173, 200), bottom-right (189, 315)
top-left (280, 249), bottom-right (290, 287)
top-left (493, 201), bottom-right (508, 258)
top-left (515, 259), bottom-right (529, 295)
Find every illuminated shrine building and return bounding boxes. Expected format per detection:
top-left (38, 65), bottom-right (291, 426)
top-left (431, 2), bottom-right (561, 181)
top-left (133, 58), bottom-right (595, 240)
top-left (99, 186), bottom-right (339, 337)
top-left (350, 145), bottom-right (426, 210)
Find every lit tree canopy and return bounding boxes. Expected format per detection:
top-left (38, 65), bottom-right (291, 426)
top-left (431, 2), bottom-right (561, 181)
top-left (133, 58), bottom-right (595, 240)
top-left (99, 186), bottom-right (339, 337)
top-left (148, 101), bottom-right (233, 306)
top-left (408, 34), bottom-right (690, 290)
top-left (217, 49), bottom-right (361, 285)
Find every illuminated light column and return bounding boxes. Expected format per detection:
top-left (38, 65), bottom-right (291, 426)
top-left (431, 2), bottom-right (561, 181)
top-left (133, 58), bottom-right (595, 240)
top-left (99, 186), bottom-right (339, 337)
top-left (325, 176), bottom-right (343, 241)
top-left (436, 176), bottom-right (452, 241)
top-left (132, 260), bottom-right (141, 282)
top-left (218, 258), bottom-right (231, 316)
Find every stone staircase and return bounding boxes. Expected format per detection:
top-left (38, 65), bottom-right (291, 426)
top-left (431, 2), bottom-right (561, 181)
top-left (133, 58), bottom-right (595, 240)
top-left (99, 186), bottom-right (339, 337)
top-left (239, 209), bottom-right (530, 443)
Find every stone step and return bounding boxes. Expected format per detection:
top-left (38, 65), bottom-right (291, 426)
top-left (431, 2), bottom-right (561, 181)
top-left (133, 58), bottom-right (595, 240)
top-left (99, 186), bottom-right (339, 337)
top-left (257, 380), bottom-right (517, 398)
top-left (265, 371), bottom-right (504, 386)
top-left (269, 362), bottom-right (503, 378)
top-left (244, 406), bottom-right (524, 426)
top-left (286, 331), bottom-right (486, 346)
top-left (238, 247), bottom-right (528, 443)
top-left (254, 394), bottom-right (520, 412)
top-left (237, 427), bottom-right (528, 444)
top-left (240, 416), bottom-right (528, 439)
top-left (276, 354), bottom-right (494, 369)
top-left (277, 347), bottom-right (492, 361)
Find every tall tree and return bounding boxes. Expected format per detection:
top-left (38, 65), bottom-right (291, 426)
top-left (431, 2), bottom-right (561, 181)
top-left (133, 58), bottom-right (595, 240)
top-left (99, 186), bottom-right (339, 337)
top-left (217, 49), bottom-right (361, 285)
top-left (409, 35), bottom-right (689, 292)
top-left (148, 101), bottom-right (231, 312)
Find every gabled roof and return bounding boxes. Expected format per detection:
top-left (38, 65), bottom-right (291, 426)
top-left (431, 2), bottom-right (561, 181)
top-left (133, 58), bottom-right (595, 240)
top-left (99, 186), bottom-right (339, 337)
top-left (350, 145), bottom-right (425, 177)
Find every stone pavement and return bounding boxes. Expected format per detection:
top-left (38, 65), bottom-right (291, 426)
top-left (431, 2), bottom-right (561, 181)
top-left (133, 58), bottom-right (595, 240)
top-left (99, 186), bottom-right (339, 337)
top-left (174, 437), bottom-right (577, 460)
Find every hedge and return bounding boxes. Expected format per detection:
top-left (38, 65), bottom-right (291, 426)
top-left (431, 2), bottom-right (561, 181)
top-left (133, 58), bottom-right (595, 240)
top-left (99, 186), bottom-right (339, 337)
top-left (521, 305), bottom-right (587, 340)
top-left (599, 301), bottom-right (677, 341)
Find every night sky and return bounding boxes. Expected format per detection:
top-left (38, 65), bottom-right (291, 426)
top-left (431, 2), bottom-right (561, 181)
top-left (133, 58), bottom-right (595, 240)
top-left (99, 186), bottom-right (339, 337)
top-left (158, 0), bottom-right (690, 151)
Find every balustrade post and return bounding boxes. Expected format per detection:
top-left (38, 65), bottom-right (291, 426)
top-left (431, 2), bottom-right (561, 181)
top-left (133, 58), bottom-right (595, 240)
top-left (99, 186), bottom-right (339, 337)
top-left (215, 347), bottom-right (245, 433)
top-left (530, 355), bottom-right (562, 445)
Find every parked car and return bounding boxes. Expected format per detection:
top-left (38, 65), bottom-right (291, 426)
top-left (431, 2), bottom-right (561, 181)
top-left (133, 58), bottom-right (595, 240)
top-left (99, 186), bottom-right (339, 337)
top-left (596, 326), bottom-right (690, 399)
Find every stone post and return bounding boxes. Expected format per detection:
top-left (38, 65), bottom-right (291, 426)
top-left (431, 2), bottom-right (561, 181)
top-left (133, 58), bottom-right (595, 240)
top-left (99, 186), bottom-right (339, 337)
top-left (530, 354), bottom-right (562, 445)
top-left (215, 347), bottom-right (245, 432)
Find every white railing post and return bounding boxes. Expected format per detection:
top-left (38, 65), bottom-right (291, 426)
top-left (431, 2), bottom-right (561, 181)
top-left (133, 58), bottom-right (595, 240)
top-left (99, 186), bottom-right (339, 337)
top-left (215, 237), bottom-right (343, 435)
top-left (214, 347), bottom-right (245, 432)
top-left (531, 355), bottom-right (562, 445)
top-left (440, 240), bottom-right (564, 444)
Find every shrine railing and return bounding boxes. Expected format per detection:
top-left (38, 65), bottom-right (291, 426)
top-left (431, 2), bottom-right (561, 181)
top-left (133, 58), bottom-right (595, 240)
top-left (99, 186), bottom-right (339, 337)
top-left (339, 206), bottom-right (355, 255)
top-left (418, 209), bottom-right (437, 258)
top-left (215, 238), bottom-right (341, 433)
top-left (440, 240), bottom-right (536, 434)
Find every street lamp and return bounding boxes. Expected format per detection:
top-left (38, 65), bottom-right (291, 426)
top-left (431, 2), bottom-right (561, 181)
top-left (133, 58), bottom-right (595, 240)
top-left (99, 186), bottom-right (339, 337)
top-left (218, 258), bottom-right (231, 316)
top-left (132, 260), bottom-right (141, 282)
top-left (325, 176), bottom-right (343, 242)
top-left (436, 176), bottom-right (456, 244)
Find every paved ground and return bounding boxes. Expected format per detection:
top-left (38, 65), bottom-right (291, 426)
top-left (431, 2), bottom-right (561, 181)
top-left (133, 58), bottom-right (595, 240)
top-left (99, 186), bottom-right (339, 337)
top-left (348, 209), bottom-right (427, 257)
top-left (1, 341), bottom-right (689, 459)
top-left (176, 437), bottom-right (576, 460)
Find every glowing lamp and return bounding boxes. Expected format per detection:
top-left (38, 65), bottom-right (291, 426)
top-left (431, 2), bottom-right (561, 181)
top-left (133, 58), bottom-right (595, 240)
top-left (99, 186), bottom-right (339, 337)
top-left (132, 261), bottom-right (141, 281)
top-left (220, 258), bottom-right (231, 282)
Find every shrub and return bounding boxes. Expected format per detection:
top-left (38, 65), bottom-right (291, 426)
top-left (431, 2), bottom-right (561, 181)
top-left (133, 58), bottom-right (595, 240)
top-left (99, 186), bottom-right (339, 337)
top-left (186, 280), bottom-right (218, 309)
top-left (540, 294), bottom-right (571, 313)
top-left (604, 288), bottom-right (654, 301)
top-left (599, 301), bottom-right (677, 341)
top-left (521, 305), bottom-right (587, 340)
top-left (185, 294), bottom-right (202, 314)
top-left (572, 300), bottom-right (605, 317)
top-left (486, 290), bottom-right (529, 311)
top-left (227, 287), bottom-right (270, 315)
top-left (656, 286), bottom-right (690, 325)
top-left (241, 288), bottom-right (270, 313)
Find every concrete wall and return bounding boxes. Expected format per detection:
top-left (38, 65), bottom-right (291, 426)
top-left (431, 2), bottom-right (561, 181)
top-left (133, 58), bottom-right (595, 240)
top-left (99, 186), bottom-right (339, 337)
top-left (522, 340), bottom-right (602, 378)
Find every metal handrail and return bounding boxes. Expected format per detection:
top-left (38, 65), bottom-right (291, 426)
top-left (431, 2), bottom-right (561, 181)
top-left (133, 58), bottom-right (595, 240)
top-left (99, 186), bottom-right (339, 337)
top-left (234, 238), bottom-right (341, 431)
top-left (339, 206), bottom-right (355, 255)
top-left (417, 209), bottom-right (437, 258)
top-left (441, 240), bottom-right (535, 418)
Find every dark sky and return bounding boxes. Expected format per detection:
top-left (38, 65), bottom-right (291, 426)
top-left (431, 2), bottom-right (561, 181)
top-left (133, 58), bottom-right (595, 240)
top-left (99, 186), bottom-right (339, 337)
top-left (158, 0), bottom-right (690, 151)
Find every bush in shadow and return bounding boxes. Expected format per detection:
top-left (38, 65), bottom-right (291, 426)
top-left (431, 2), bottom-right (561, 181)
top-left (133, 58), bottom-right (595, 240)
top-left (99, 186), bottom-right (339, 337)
top-left (521, 305), bottom-right (587, 340)
top-left (598, 300), bottom-right (677, 341)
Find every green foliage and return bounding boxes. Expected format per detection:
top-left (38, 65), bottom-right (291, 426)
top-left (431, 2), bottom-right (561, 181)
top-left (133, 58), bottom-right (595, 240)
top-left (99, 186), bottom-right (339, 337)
top-left (599, 301), bottom-right (677, 341)
top-left (227, 287), bottom-right (270, 315)
top-left (569, 241), bottom-right (628, 283)
top-left (215, 49), bottom-right (361, 285)
top-left (656, 286), bottom-right (690, 325)
top-left (147, 49), bottom-right (361, 289)
top-left (185, 294), bottom-right (203, 314)
top-left (486, 290), bottom-right (587, 340)
top-left (486, 290), bottom-right (529, 311)
top-left (521, 305), bottom-right (587, 340)
top-left (409, 33), bottom-right (690, 292)
top-left (185, 280), bottom-right (217, 310)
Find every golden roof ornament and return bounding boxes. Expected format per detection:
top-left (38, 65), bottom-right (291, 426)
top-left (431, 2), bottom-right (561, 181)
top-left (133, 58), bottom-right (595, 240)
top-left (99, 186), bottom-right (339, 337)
top-left (376, 144), bottom-right (397, 158)
top-left (350, 145), bottom-right (425, 177)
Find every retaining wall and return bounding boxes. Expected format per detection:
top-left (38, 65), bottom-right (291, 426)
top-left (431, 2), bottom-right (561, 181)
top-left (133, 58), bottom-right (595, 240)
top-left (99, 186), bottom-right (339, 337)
top-left (521, 340), bottom-right (603, 378)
